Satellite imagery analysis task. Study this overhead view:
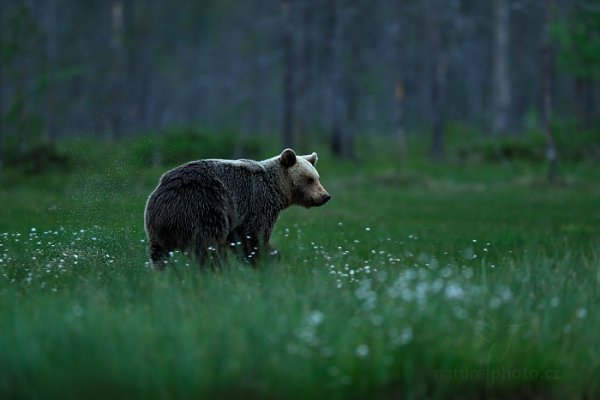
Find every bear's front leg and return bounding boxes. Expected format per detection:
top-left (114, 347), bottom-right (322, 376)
top-left (239, 234), bottom-right (261, 265)
top-left (227, 229), bottom-right (259, 265)
top-left (236, 233), bottom-right (279, 266)
top-left (259, 228), bottom-right (281, 265)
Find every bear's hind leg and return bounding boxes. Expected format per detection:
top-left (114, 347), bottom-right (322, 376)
top-left (194, 246), bottom-right (208, 267)
top-left (195, 242), bottom-right (228, 269)
top-left (149, 242), bottom-right (169, 270)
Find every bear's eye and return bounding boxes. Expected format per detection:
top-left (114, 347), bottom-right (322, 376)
top-left (306, 177), bottom-right (315, 184)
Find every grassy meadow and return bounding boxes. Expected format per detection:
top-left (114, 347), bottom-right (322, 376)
top-left (1, 133), bottom-right (600, 399)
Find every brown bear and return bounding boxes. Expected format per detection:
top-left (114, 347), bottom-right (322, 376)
top-left (144, 148), bottom-right (330, 267)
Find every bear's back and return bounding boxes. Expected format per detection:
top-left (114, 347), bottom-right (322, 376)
top-left (161, 159), bottom-right (263, 185)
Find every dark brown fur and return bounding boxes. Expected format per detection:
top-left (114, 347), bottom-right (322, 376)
top-left (144, 149), bottom-right (330, 267)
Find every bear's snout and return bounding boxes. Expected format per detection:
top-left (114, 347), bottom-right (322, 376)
top-left (314, 192), bottom-right (331, 206)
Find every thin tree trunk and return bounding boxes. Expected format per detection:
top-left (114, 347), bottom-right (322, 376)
top-left (123, 0), bottom-right (136, 130)
top-left (575, 76), bottom-right (594, 130)
top-left (110, 0), bottom-right (123, 139)
top-left (109, 0), bottom-right (134, 138)
top-left (394, 2), bottom-right (407, 165)
top-left (492, 0), bottom-right (511, 135)
top-left (344, 4), bottom-right (360, 160)
top-left (329, 0), bottom-right (343, 157)
top-left (296, 0), bottom-right (312, 153)
top-left (395, 80), bottom-right (406, 163)
top-left (0, 1), bottom-right (3, 171)
top-left (43, 0), bottom-right (59, 143)
top-left (428, 0), bottom-right (447, 162)
top-left (281, 0), bottom-right (294, 149)
top-left (542, 0), bottom-right (558, 183)
top-left (585, 78), bottom-right (595, 129)
top-left (345, 77), bottom-right (357, 160)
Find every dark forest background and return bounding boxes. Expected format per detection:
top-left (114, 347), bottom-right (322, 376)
top-left (1, 0), bottom-right (599, 174)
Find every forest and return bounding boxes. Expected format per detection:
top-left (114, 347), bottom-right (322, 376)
top-left (2, 0), bottom-right (599, 166)
top-left (1, 1), bottom-right (600, 399)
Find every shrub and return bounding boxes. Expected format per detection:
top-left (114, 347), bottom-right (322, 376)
top-left (131, 126), bottom-right (265, 167)
top-left (5, 142), bottom-right (71, 174)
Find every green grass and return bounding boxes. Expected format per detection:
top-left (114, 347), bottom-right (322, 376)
top-left (1, 137), bottom-right (600, 399)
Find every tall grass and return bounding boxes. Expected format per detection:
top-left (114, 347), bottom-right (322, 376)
top-left (1, 136), bottom-right (599, 399)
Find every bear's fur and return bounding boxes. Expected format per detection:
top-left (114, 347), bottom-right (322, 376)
top-left (144, 148), bottom-right (330, 267)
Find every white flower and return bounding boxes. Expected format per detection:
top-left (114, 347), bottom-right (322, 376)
top-left (576, 308), bottom-right (587, 319)
top-left (308, 310), bottom-right (324, 326)
top-left (356, 344), bottom-right (369, 358)
top-left (445, 283), bottom-right (465, 300)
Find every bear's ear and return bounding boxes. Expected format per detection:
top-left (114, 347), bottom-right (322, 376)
top-left (304, 152), bottom-right (318, 166)
top-left (279, 148), bottom-right (297, 168)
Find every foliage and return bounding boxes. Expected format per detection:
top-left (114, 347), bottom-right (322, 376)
top-left (129, 126), bottom-right (268, 168)
top-left (2, 0), bottom-right (599, 147)
top-left (0, 137), bottom-right (599, 398)
top-left (454, 122), bottom-right (600, 164)
top-left (4, 142), bottom-right (71, 174)
top-left (553, 1), bottom-right (600, 80)
top-left (1, 3), bottom-right (46, 142)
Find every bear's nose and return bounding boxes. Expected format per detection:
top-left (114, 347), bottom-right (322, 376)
top-left (323, 193), bottom-right (331, 203)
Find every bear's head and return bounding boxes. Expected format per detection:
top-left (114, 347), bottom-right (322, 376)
top-left (279, 148), bottom-right (331, 208)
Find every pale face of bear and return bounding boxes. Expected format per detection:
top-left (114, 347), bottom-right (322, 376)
top-left (279, 148), bottom-right (331, 208)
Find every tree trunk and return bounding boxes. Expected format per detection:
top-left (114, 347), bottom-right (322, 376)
top-left (492, 0), bottom-right (511, 135)
top-left (109, 0), bottom-right (134, 138)
top-left (329, 0), bottom-right (343, 157)
top-left (575, 76), bottom-right (594, 130)
top-left (123, 0), bottom-right (136, 130)
top-left (542, 0), bottom-right (558, 183)
top-left (0, 1), bottom-right (4, 171)
top-left (296, 0), bottom-right (313, 154)
top-left (394, 2), bottom-right (407, 165)
top-left (428, 0), bottom-right (447, 162)
top-left (344, 3), bottom-right (361, 161)
top-left (42, 0), bottom-right (59, 143)
top-left (281, 0), bottom-right (294, 149)
top-left (395, 80), bottom-right (406, 164)
top-left (345, 74), bottom-right (357, 160)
